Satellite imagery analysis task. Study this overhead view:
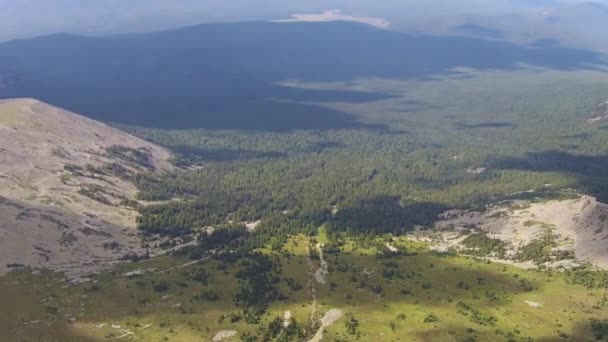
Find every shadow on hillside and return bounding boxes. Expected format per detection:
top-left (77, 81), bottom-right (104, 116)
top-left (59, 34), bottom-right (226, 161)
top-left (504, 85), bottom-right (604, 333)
top-left (151, 137), bottom-right (345, 165)
top-left (450, 23), bottom-right (505, 39)
top-left (561, 132), bottom-right (592, 141)
top-left (413, 321), bottom-right (596, 342)
top-left (168, 141), bottom-right (347, 163)
top-left (170, 145), bottom-right (287, 163)
top-left (0, 21), bottom-right (606, 130)
top-left (270, 87), bottom-right (398, 104)
top-left (327, 196), bottom-right (449, 235)
top-left (493, 150), bottom-right (608, 202)
top-left (454, 121), bottom-right (517, 129)
top-left (56, 97), bottom-right (388, 131)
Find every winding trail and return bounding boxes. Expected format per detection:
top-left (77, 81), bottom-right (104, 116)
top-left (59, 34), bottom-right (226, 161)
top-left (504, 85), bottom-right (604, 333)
top-left (308, 309), bottom-right (344, 342)
top-left (314, 243), bottom-right (328, 284)
top-left (159, 256), bottom-right (209, 273)
top-left (307, 243), bottom-right (329, 322)
top-left (306, 243), bottom-right (342, 342)
top-left (306, 245), bottom-right (319, 324)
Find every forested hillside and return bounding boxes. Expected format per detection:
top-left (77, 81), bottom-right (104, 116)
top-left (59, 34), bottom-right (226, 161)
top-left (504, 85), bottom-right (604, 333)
top-left (124, 69), bottom-right (608, 243)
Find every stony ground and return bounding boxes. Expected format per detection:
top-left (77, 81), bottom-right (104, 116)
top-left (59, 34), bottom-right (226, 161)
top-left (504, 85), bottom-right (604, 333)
top-left (0, 98), bottom-right (173, 277)
top-left (430, 195), bottom-right (608, 269)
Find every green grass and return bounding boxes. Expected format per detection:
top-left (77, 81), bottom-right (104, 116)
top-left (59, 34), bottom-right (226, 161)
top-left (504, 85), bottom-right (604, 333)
top-left (1, 235), bottom-right (606, 341)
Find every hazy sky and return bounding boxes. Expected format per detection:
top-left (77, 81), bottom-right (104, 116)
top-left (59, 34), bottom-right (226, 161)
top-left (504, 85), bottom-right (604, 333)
top-left (0, 0), bottom-right (606, 41)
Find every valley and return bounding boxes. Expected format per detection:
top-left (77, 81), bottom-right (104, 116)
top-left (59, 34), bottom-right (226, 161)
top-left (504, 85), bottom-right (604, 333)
top-left (2, 19), bottom-right (608, 342)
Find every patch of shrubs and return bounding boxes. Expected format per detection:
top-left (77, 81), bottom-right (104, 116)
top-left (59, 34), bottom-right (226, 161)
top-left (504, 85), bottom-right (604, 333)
top-left (456, 301), bottom-right (497, 326)
top-left (78, 184), bottom-right (112, 205)
top-left (590, 319), bottom-right (608, 340)
top-left (106, 145), bottom-right (155, 170)
top-left (194, 290), bottom-right (219, 302)
top-left (345, 312), bottom-right (360, 335)
top-left (461, 232), bottom-right (506, 258)
top-left (516, 231), bottom-right (574, 265)
top-left (285, 277), bottom-right (303, 292)
top-left (424, 313), bottom-right (440, 323)
top-left (153, 280), bottom-right (170, 292)
top-left (185, 267), bottom-right (210, 285)
top-left (568, 268), bottom-right (608, 289)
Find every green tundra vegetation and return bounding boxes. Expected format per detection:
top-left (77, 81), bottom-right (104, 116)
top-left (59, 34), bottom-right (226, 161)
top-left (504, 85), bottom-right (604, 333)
top-left (3, 233), bottom-right (608, 341)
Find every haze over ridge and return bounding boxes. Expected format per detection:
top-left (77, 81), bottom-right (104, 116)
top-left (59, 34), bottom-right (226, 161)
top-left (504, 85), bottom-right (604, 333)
top-left (2, 0), bottom-right (608, 52)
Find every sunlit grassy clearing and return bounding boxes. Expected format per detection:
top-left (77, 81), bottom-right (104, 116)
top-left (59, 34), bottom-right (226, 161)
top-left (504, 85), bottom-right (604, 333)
top-left (1, 233), bottom-right (606, 341)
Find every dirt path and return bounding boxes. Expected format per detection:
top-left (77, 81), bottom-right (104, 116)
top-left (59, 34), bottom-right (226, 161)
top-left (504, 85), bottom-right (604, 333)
top-left (307, 309), bottom-right (344, 342)
top-left (314, 243), bottom-right (328, 284)
top-left (159, 256), bottom-right (210, 273)
top-left (307, 243), bottom-right (329, 323)
top-left (305, 243), bottom-right (342, 341)
top-left (306, 245), bottom-right (319, 324)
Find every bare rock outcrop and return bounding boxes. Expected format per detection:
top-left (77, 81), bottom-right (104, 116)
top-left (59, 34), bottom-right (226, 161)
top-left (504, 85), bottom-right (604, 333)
top-left (0, 98), bottom-right (173, 278)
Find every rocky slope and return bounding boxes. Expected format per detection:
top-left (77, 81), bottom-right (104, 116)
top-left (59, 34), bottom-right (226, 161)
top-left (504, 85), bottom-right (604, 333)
top-left (432, 195), bottom-right (608, 269)
top-left (0, 98), bottom-right (173, 279)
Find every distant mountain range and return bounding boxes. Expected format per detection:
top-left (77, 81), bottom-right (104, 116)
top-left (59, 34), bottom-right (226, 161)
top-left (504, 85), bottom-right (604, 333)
top-left (2, 0), bottom-right (607, 52)
top-left (0, 21), bottom-right (606, 130)
top-left (433, 2), bottom-right (608, 52)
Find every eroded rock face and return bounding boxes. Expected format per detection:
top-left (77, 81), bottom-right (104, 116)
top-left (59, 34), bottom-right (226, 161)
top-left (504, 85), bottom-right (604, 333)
top-left (0, 197), bottom-right (148, 280)
top-left (0, 98), bottom-right (173, 278)
top-left (433, 195), bottom-right (608, 269)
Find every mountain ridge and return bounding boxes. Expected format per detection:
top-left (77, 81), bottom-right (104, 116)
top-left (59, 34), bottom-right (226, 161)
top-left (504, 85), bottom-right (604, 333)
top-left (0, 98), bottom-right (173, 279)
top-left (0, 21), bottom-right (605, 131)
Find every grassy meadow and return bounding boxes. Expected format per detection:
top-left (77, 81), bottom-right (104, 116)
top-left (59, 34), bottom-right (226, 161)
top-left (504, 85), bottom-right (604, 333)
top-left (2, 231), bottom-right (607, 342)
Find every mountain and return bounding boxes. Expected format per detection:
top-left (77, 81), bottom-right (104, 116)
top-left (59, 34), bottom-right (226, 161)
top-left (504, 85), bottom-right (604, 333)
top-left (0, 98), bottom-right (172, 280)
top-left (0, 21), bottom-right (605, 130)
top-left (2, 19), bottom-right (608, 342)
